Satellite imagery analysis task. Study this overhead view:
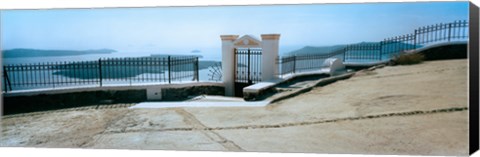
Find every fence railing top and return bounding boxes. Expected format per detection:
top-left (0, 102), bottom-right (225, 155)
top-left (3, 55), bottom-right (199, 67)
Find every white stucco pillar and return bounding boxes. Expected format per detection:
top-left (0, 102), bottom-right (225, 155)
top-left (261, 34), bottom-right (281, 81)
top-left (220, 35), bottom-right (239, 96)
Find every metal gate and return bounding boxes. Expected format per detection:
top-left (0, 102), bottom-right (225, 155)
top-left (234, 48), bottom-right (262, 97)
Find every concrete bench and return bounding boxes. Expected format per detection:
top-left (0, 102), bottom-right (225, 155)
top-left (243, 80), bottom-right (282, 101)
top-left (243, 58), bottom-right (346, 101)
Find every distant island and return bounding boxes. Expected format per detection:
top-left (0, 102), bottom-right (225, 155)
top-left (191, 50), bottom-right (201, 53)
top-left (2, 48), bottom-right (117, 58)
top-left (286, 42), bottom-right (419, 56)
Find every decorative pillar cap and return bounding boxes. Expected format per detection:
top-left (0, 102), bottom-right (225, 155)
top-left (261, 34), bottom-right (281, 40)
top-left (220, 35), bottom-right (239, 41)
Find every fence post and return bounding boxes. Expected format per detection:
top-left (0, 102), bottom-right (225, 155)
top-left (378, 41), bottom-right (383, 61)
top-left (413, 30), bottom-right (418, 49)
top-left (3, 66), bottom-right (12, 92)
top-left (98, 58), bottom-right (103, 87)
top-left (2, 68), bottom-right (6, 93)
top-left (195, 57), bottom-right (199, 82)
top-left (247, 48), bottom-right (251, 84)
top-left (293, 55), bottom-right (296, 74)
top-left (168, 56), bottom-right (171, 84)
top-left (448, 23), bottom-right (452, 42)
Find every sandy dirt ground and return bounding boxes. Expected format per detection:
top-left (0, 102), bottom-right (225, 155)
top-left (0, 59), bottom-right (469, 156)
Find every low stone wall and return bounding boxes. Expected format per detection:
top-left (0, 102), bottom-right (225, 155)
top-left (2, 84), bottom-right (224, 115)
top-left (243, 86), bottom-right (278, 101)
top-left (418, 43), bottom-right (467, 60)
top-left (161, 85), bottom-right (224, 101)
top-left (3, 89), bottom-right (146, 115)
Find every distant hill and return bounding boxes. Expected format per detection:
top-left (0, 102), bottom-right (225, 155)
top-left (2, 48), bottom-right (117, 58)
top-left (286, 42), bottom-right (419, 56)
top-left (286, 44), bottom-right (347, 56)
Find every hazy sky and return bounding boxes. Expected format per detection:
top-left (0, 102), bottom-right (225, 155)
top-left (0, 2), bottom-right (469, 53)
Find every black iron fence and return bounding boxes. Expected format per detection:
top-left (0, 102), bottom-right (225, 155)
top-left (344, 42), bottom-right (382, 61)
top-left (346, 20), bottom-right (469, 62)
top-left (276, 48), bottom-right (345, 76)
top-left (277, 20), bottom-right (469, 76)
top-left (381, 33), bottom-right (417, 59)
top-left (2, 56), bottom-right (199, 92)
top-left (381, 20), bottom-right (468, 59)
top-left (415, 20), bottom-right (469, 45)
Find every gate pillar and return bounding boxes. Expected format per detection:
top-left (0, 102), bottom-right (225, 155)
top-left (261, 34), bottom-right (281, 81)
top-left (220, 35), bottom-right (239, 96)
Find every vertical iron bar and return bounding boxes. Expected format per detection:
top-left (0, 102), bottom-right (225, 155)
top-left (99, 58), bottom-right (103, 87)
top-left (27, 64), bottom-right (31, 87)
top-left (60, 62), bottom-right (65, 84)
top-left (379, 42), bottom-right (383, 61)
top-left (163, 57), bottom-right (166, 82)
top-left (448, 23), bottom-right (452, 42)
top-left (153, 57), bottom-right (156, 82)
top-left (247, 48), bottom-right (251, 84)
top-left (151, 57), bottom-right (154, 82)
top-left (455, 21), bottom-right (459, 39)
top-left (195, 57), bottom-right (199, 82)
top-left (34, 63), bottom-right (37, 87)
top-left (49, 62), bottom-right (54, 88)
top-left (144, 57), bottom-right (148, 82)
top-left (168, 56), bottom-right (171, 84)
top-left (114, 58), bottom-right (117, 82)
top-left (141, 57), bottom-right (145, 82)
top-left (234, 49), bottom-right (237, 82)
top-left (395, 36), bottom-right (399, 55)
top-left (46, 63), bottom-right (51, 86)
top-left (3, 66), bottom-right (12, 91)
top-left (414, 30), bottom-right (418, 49)
top-left (71, 62), bottom-right (78, 85)
top-left (20, 64), bottom-right (24, 88)
top-left (123, 58), bottom-right (127, 82)
top-left (293, 55), bottom-right (296, 74)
